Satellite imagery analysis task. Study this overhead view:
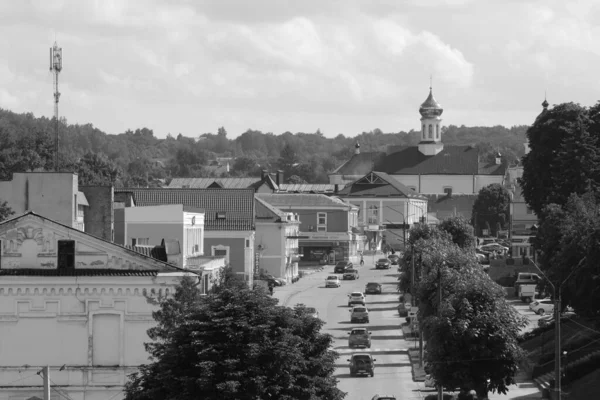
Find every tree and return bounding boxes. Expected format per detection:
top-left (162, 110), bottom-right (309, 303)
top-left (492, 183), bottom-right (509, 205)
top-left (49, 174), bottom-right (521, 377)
top-left (71, 152), bottom-right (122, 186)
top-left (230, 156), bottom-right (260, 177)
top-left (416, 236), bottom-right (527, 399)
top-left (438, 215), bottom-right (476, 250)
top-left (278, 143), bottom-right (299, 177)
top-left (0, 199), bottom-right (14, 222)
top-left (124, 275), bottom-right (345, 400)
top-left (287, 175), bottom-right (306, 184)
top-left (521, 102), bottom-right (600, 216)
top-left (472, 184), bottom-right (510, 236)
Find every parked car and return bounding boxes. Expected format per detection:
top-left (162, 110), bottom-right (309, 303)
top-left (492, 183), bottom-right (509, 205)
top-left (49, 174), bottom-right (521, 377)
top-left (375, 258), bottom-right (391, 269)
top-left (529, 298), bottom-right (554, 315)
top-left (349, 306), bottom-right (370, 323)
top-left (348, 353), bottom-right (376, 377)
top-left (348, 327), bottom-right (372, 348)
top-left (388, 254), bottom-right (400, 265)
top-left (371, 396), bottom-right (396, 400)
top-left (365, 282), bottom-right (382, 294)
top-left (518, 283), bottom-right (537, 303)
top-left (538, 311), bottom-right (576, 327)
top-left (325, 275), bottom-right (341, 288)
top-left (262, 274), bottom-right (286, 286)
top-left (334, 261), bottom-right (353, 273)
top-left (480, 238), bottom-right (498, 246)
top-left (480, 243), bottom-right (509, 253)
top-left (348, 292), bottom-right (366, 307)
top-left (343, 268), bottom-right (360, 280)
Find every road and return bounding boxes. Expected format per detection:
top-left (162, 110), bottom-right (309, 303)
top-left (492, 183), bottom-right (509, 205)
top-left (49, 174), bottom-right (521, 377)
top-left (287, 263), bottom-right (423, 400)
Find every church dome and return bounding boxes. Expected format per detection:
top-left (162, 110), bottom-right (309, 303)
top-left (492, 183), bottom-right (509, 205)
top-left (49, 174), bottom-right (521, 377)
top-left (419, 88), bottom-right (443, 118)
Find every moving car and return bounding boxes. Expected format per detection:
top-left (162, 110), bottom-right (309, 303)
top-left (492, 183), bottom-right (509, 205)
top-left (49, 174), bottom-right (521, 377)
top-left (348, 327), bottom-right (372, 348)
top-left (375, 258), bottom-right (391, 269)
top-left (294, 304), bottom-right (320, 319)
top-left (365, 282), bottom-right (382, 294)
top-left (348, 353), bottom-right (376, 377)
top-left (334, 261), bottom-right (353, 273)
top-left (348, 291), bottom-right (366, 306)
top-left (529, 298), bottom-right (554, 315)
top-left (388, 254), bottom-right (400, 265)
top-left (325, 275), bottom-right (341, 288)
top-left (349, 306), bottom-right (370, 323)
top-left (343, 268), bottom-right (359, 280)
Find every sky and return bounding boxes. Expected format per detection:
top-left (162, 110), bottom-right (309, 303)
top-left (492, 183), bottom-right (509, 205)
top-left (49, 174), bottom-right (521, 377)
top-left (0, 0), bottom-right (599, 140)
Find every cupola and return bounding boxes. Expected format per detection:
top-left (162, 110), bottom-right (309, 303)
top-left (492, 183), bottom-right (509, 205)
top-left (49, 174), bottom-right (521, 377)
top-left (418, 81), bottom-right (444, 156)
top-left (419, 88), bottom-right (444, 119)
top-left (355, 142), bottom-right (360, 155)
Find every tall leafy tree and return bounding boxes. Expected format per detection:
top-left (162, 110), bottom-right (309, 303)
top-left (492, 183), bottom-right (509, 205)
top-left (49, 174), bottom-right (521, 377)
top-left (124, 274), bottom-right (344, 400)
top-left (472, 184), bottom-right (509, 236)
top-left (0, 199), bottom-right (15, 222)
top-left (438, 215), bottom-right (476, 250)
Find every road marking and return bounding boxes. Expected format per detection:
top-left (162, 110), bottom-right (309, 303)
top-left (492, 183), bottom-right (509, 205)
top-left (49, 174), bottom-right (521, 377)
top-left (334, 348), bottom-right (410, 354)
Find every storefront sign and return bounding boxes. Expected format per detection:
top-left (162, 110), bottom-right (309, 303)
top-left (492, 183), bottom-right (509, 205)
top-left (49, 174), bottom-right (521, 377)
top-left (302, 232), bottom-right (351, 241)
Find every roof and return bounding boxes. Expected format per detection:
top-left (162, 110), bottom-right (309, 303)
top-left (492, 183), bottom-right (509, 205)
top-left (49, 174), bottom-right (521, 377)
top-left (278, 183), bottom-right (338, 194)
top-left (115, 188), bottom-right (255, 231)
top-left (0, 269), bottom-right (159, 277)
top-left (255, 196), bottom-right (287, 221)
top-left (332, 152), bottom-right (386, 176)
top-left (169, 177), bottom-right (259, 189)
top-left (257, 193), bottom-right (357, 209)
top-left (425, 194), bottom-right (477, 221)
top-left (338, 171), bottom-right (427, 199)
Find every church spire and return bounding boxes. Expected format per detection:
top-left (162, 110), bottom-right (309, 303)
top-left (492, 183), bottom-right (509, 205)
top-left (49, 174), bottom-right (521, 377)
top-left (542, 91), bottom-right (549, 110)
top-left (418, 79), bottom-right (444, 156)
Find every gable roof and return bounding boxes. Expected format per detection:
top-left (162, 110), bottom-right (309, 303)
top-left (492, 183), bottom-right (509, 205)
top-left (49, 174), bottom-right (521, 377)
top-left (278, 183), bottom-right (338, 194)
top-left (257, 193), bottom-right (357, 209)
top-left (255, 196), bottom-right (288, 222)
top-left (0, 211), bottom-right (188, 276)
top-left (337, 171), bottom-right (427, 199)
top-left (332, 152), bottom-right (386, 176)
top-left (115, 188), bottom-right (255, 231)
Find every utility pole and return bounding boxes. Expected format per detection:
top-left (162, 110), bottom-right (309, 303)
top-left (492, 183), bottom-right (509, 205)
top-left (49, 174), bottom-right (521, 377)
top-left (438, 267), bottom-right (443, 400)
top-left (555, 290), bottom-right (561, 400)
top-left (42, 366), bottom-right (50, 400)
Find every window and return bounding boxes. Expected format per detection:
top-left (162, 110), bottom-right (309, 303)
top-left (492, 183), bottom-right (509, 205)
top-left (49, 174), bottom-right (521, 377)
top-left (246, 239), bottom-right (250, 248)
top-left (422, 124), bottom-right (425, 139)
top-left (436, 124), bottom-right (440, 139)
top-left (428, 125), bottom-right (433, 139)
top-left (57, 240), bottom-right (75, 269)
top-left (132, 238), bottom-right (149, 246)
top-left (317, 212), bottom-right (327, 232)
top-left (526, 207), bottom-right (533, 215)
top-left (74, 194), bottom-right (77, 220)
top-left (367, 205), bottom-right (378, 224)
top-left (211, 245), bottom-right (230, 264)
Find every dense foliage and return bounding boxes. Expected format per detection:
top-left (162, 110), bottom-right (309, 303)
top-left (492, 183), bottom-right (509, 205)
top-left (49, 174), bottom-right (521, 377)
top-left (0, 199), bottom-right (14, 222)
top-left (471, 184), bottom-right (510, 236)
top-left (124, 272), bottom-right (344, 400)
top-left (0, 108), bottom-right (529, 186)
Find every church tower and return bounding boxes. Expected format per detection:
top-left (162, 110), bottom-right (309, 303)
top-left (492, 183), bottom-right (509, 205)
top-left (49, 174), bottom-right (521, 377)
top-left (418, 84), bottom-right (444, 156)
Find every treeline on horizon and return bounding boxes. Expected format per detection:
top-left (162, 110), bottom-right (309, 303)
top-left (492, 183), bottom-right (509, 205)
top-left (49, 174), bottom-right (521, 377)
top-left (0, 108), bottom-right (529, 186)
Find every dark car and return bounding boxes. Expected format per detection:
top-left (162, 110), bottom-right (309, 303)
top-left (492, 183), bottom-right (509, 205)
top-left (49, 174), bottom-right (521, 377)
top-left (375, 258), bottom-right (391, 269)
top-left (348, 353), bottom-right (376, 377)
top-left (343, 268), bottom-right (359, 280)
top-left (348, 327), bottom-right (372, 348)
top-left (365, 282), bottom-right (382, 294)
top-left (388, 254), bottom-right (400, 265)
top-left (334, 261), bottom-right (353, 273)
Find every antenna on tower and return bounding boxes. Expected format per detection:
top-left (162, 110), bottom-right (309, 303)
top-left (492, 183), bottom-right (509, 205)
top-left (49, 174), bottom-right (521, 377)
top-left (49, 41), bottom-right (63, 172)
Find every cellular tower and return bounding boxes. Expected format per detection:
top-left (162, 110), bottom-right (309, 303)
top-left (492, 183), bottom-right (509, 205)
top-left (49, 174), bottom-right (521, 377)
top-left (49, 41), bottom-right (62, 171)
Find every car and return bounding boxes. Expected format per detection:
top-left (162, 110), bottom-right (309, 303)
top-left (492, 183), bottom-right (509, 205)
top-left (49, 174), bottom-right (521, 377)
top-left (325, 275), bottom-right (341, 288)
top-left (334, 261), bottom-right (353, 273)
top-left (348, 291), bottom-right (366, 307)
top-left (365, 282), bottom-right (382, 294)
top-left (529, 298), bottom-right (554, 315)
top-left (480, 243), bottom-right (509, 253)
top-left (375, 258), bottom-right (391, 269)
top-left (538, 311), bottom-right (576, 327)
top-left (294, 304), bottom-right (319, 319)
top-left (348, 327), bottom-right (372, 348)
top-left (514, 272), bottom-right (541, 291)
top-left (349, 305), bottom-right (370, 323)
top-left (388, 254), bottom-right (400, 265)
top-left (371, 395), bottom-right (396, 400)
top-left (480, 238), bottom-right (498, 246)
top-left (348, 353), bottom-right (376, 377)
top-left (263, 274), bottom-right (286, 286)
top-left (343, 268), bottom-right (360, 280)
top-left (475, 253), bottom-right (487, 263)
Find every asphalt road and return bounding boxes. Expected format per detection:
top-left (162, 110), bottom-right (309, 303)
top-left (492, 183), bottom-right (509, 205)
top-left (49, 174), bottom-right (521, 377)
top-left (287, 263), bottom-right (423, 400)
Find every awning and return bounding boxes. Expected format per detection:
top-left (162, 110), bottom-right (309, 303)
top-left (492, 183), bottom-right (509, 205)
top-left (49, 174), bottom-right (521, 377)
top-left (78, 191), bottom-right (90, 206)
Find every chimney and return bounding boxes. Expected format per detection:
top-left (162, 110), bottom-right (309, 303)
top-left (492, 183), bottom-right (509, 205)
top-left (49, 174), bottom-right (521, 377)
top-left (355, 142), bottom-right (360, 155)
top-left (334, 184), bottom-right (339, 194)
top-left (277, 170), bottom-right (284, 186)
top-left (495, 151), bottom-right (502, 165)
top-left (261, 169), bottom-right (267, 180)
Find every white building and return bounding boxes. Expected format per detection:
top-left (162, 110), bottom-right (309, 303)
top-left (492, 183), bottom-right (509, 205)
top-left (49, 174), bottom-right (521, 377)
top-left (329, 87), bottom-right (507, 194)
top-left (0, 211), bottom-right (198, 400)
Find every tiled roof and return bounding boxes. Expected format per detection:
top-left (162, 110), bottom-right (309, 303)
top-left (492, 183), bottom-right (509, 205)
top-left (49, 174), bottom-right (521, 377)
top-left (115, 188), bottom-right (254, 231)
top-left (278, 183), bottom-right (338, 193)
top-left (338, 171), bottom-right (427, 199)
top-left (169, 177), bottom-right (259, 189)
top-left (425, 194), bottom-right (477, 221)
top-left (257, 193), bottom-right (357, 209)
top-left (333, 152), bottom-right (387, 176)
top-left (0, 268), bottom-right (159, 277)
top-left (255, 196), bottom-right (287, 221)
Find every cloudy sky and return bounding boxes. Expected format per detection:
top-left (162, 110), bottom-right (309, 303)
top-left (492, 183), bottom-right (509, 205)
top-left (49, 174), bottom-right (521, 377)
top-left (0, 0), bottom-right (598, 139)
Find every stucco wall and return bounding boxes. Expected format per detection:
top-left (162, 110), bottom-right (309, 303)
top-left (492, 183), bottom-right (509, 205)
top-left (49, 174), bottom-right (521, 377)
top-left (297, 208), bottom-right (349, 232)
top-left (205, 237), bottom-right (246, 274)
top-left (124, 205), bottom-right (183, 247)
top-left (80, 186), bottom-right (114, 241)
top-left (255, 222), bottom-right (285, 277)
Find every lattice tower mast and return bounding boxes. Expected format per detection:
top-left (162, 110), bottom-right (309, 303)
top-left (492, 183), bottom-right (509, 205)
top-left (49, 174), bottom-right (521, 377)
top-left (49, 42), bottom-right (62, 172)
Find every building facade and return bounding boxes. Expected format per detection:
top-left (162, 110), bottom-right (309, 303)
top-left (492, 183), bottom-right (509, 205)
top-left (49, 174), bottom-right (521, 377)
top-left (254, 196), bottom-right (300, 282)
top-left (0, 212), bottom-right (192, 400)
top-left (257, 194), bottom-right (360, 264)
top-left (337, 171), bottom-right (428, 251)
top-left (329, 88), bottom-right (506, 194)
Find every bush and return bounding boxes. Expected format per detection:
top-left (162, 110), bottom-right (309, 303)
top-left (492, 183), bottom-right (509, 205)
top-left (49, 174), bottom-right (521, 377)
top-left (549, 351), bottom-right (600, 387)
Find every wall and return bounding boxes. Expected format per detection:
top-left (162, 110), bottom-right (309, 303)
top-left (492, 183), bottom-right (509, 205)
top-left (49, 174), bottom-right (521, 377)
top-left (297, 208), bottom-right (349, 232)
top-left (255, 221), bottom-right (285, 278)
top-left (114, 208), bottom-right (125, 245)
top-left (124, 205), bottom-right (183, 247)
top-left (475, 175), bottom-right (504, 192)
top-left (80, 186), bottom-right (114, 241)
top-left (205, 237), bottom-right (246, 275)
top-left (0, 173), bottom-right (77, 227)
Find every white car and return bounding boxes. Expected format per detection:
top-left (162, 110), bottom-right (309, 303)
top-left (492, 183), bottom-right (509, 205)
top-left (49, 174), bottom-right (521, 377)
top-left (348, 292), bottom-right (366, 307)
top-left (480, 243), bottom-right (509, 253)
top-left (325, 275), bottom-right (341, 288)
top-left (529, 298), bottom-right (554, 315)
